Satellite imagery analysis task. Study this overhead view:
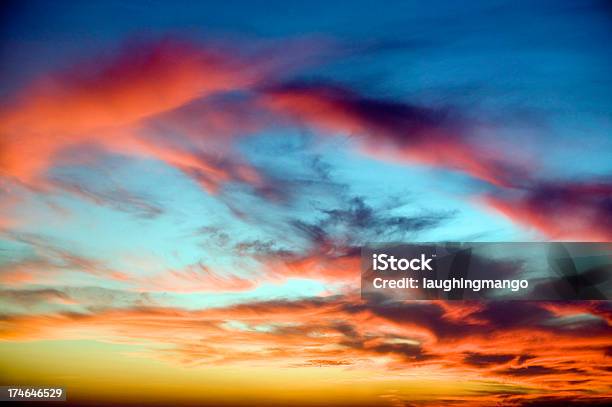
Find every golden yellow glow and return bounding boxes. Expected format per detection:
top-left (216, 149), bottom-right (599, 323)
top-left (1, 340), bottom-right (525, 406)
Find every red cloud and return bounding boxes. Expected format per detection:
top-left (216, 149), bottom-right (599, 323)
top-left (0, 40), bottom-right (263, 193)
top-left (262, 82), bottom-right (527, 186)
top-left (483, 182), bottom-right (612, 241)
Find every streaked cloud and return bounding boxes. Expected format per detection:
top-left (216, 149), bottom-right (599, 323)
top-left (261, 81), bottom-right (527, 186)
top-left (483, 181), bottom-right (612, 241)
top-left (0, 296), bottom-right (609, 404)
top-left (1, 2), bottom-right (611, 404)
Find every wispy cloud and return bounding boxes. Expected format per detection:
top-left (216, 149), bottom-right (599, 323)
top-left (261, 81), bottom-right (529, 186)
top-left (483, 181), bottom-right (612, 241)
top-left (0, 39), bottom-right (264, 193)
top-left (0, 296), bottom-right (609, 403)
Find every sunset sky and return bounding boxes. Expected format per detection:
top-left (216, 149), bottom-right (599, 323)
top-left (1, 1), bottom-right (611, 405)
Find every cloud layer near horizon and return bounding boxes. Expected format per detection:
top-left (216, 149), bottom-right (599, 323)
top-left (1, 292), bottom-right (610, 405)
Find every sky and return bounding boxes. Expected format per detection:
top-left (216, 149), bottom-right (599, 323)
top-left (0, 1), bottom-right (611, 406)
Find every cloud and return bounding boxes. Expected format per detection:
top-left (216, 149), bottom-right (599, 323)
top-left (261, 81), bottom-right (527, 186)
top-left (0, 294), bottom-right (610, 405)
top-left (0, 39), bottom-right (266, 196)
top-left (498, 365), bottom-right (586, 377)
top-left (0, 232), bottom-right (257, 294)
top-left (463, 352), bottom-right (516, 367)
top-left (0, 286), bottom-right (154, 314)
top-left (1, 296), bottom-right (609, 381)
top-left (483, 181), bottom-right (612, 241)
top-left (241, 195), bottom-right (451, 285)
top-left (1, 36), bottom-right (606, 245)
top-left (512, 395), bottom-right (612, 407)
top-left (49, 174), bottom-right (165, 219)
top-left (0, 288), bottom-right (73, 307)
top-left (3, 40), bottom-right (249, 133)
top-left (0, 232), bottom-right (130, 285)
top-left (136, 261), bottom-right (258, 293)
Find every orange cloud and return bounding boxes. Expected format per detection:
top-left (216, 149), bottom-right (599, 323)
top-left (260, 249), bottom-right (360, 287)
top-left (0, 295), bottom-right (609, 404)
top-left (0, 40), bottom-right (263, 194)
